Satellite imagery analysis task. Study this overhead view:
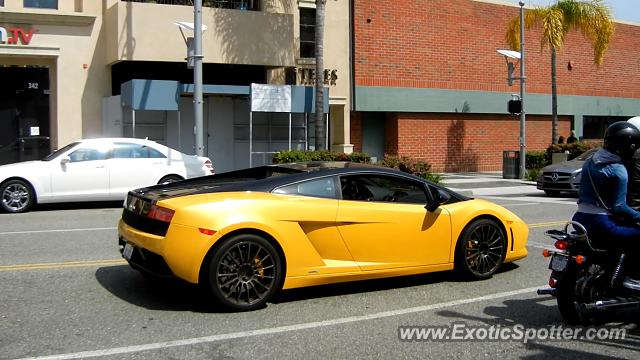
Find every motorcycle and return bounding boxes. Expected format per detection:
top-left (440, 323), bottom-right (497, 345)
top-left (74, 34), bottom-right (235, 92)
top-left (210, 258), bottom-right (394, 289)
top-left (538, 221), bottom-right (640, 325)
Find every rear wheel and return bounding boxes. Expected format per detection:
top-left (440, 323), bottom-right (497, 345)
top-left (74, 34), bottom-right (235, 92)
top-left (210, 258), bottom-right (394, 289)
top-left (207, 234), bottom-right (282, 311)
top-left (555, 270), bottom-right (581, 325)
top-left (158, 175), bottom-right (183, 184)
top-left (0, 179), bottom-right (35, 213)
top-left (455, 219), bottom-right (505, 280)
top-left (556, 266), bottom-right (607, 325)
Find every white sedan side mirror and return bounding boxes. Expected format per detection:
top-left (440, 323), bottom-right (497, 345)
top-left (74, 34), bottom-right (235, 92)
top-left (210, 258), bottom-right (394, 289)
top-left (60, 156), bottom-right (71, 165)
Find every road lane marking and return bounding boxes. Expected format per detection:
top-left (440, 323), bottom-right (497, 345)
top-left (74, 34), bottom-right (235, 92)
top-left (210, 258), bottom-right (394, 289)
top-left (0, 259), bottom-right (126, 271)
top-left (527, 241), bottom-right (552, 249)
top-left (0, 227), bottom-right (116, 236)
top-left (17, 285), bottom-right (542, 360)
top-left (528, 221), bottom-right (567, 229)
top-left (499, 202), bottom-right (540, 207)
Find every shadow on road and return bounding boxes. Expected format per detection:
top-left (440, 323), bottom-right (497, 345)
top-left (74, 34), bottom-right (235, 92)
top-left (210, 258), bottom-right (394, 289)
top-left (95, 265), bottom-right (227, 313)
top-left (33, 201), bottom-right (124, 212)
top-left (95, 262), bottom-right (522, 313)
top-left (436, 294), bottom-right (640, 356)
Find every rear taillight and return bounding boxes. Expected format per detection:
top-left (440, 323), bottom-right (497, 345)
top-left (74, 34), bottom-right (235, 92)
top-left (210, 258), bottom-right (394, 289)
top-left (554, 240), bottom-right (568, 250)
top-left (204, 159), bottom-right (215, 174)
top-left (574, 255), bottom-right (586, 265)
top-left (147, 205), bottom-right (175, 223)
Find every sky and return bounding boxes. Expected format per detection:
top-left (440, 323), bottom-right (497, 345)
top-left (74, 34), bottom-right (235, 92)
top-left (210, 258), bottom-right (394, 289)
top-left (501, 0), bottom-right (640, 23)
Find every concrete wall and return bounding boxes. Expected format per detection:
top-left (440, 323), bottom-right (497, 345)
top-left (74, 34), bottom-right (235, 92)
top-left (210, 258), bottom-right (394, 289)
top-left (105, 1), bottom-right (295, 66)
top-left (1, 0), bottom-right (110, 148)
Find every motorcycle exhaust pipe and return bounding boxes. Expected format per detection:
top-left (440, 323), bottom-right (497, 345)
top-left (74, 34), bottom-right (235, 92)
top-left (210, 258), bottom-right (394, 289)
top-left (537, 288), bottom-right (556, 296)
top-left (582, 297), bottom-right (640, 312)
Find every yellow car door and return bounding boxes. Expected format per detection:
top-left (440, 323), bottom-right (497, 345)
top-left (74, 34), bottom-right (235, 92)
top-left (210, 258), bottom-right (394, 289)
top-left (272, 176), bottom-right (359, 274)
top-left (336, 174), bottom-right (452, 271)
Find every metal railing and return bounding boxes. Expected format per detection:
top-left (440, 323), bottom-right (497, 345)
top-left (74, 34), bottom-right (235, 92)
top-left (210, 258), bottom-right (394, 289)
top-left (121, 0), bottom-right (260, 11)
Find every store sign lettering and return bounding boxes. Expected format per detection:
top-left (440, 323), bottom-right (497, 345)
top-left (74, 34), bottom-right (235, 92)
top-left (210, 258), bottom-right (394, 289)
top-left (297, 68), bottom-right (338, 86)
top-left (0, 26), bottom-right (35, 45)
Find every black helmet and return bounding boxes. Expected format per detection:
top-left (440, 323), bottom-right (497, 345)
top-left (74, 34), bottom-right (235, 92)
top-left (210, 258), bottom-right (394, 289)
top-left (604, 121), bottom-right (640, 159)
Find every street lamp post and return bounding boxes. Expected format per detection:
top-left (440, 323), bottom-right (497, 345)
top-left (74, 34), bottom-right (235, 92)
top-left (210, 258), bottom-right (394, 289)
top-left (193, 0), bottom-right (205, 157)
top-left (518, 1), bottom-right (526, 180)
top-left (498, 2), bottom-right (526, 179)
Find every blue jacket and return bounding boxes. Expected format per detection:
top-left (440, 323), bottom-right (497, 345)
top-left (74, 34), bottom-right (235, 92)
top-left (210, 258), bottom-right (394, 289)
top-left (578, 148), bottom-right (640, 221)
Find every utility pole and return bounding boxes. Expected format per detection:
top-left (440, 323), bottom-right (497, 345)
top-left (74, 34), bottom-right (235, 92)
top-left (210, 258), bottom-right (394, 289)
top-left (193, 0), bottom-right (204, 156)
top-left (518, 1), bottom-right (526, 180)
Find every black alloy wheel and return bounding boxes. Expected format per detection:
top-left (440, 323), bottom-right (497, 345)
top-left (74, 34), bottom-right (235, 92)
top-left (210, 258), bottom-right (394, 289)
top-left (208, 234), bottom-right (282, 311)
top-left (0, 179), bottom-right (35, 213)
top-left (455, 219), bottom-right (505, 279)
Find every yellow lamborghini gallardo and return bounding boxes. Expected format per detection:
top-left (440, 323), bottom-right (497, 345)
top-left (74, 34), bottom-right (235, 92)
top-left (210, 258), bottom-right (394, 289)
top-left (118, 163), bottom-right (528, 311)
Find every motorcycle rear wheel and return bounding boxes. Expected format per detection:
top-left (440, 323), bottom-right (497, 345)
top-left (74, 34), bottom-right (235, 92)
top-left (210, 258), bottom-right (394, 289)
top-left (555, 270), bottom-right (582, 325)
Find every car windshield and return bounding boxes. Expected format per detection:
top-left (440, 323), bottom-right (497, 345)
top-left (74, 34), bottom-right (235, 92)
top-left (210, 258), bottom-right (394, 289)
top-left (575, 148), bottom-right (599, 161)
top-left (41, 142), bottom-right (80, 161)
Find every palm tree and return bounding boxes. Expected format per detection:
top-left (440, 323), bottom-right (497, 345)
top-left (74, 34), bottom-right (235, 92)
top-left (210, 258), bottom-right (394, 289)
top-left (314, 0), bottom-right (326, 150)
top-left (505, 0), bottom-right (614, 144)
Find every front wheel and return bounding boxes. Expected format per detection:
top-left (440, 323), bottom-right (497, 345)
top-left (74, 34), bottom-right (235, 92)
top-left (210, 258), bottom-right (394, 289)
top-left (0, 179), bottom-right (35, 213)
top-left (455, 219), bottom-right (505, 280)
top-left (207, 234), bottom-right (282, 311)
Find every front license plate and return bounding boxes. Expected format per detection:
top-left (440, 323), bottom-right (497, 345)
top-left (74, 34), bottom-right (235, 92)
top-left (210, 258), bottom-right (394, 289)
top-left (550, 254), bottom-right (568, 271)
top-left (123, 243), bottom-right (134, 261)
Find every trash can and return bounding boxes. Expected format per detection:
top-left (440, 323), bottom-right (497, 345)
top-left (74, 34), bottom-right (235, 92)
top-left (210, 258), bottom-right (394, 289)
top-left (503, 150), bottom-right (520, 179)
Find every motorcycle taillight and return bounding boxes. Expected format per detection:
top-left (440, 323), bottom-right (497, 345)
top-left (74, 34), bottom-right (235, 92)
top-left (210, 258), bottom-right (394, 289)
top-left (554, 240), bottom-right (568, 250)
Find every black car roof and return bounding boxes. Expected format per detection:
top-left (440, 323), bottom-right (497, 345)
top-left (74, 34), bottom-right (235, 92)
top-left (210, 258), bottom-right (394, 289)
top-left (135, 162), bottom-right (469, 203)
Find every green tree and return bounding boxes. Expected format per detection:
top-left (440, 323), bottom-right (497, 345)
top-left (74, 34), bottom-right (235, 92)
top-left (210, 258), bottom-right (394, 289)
top-left (505, 0), bottom-right (614, 144)
top-left (315, 0), bottom-right (326, 150)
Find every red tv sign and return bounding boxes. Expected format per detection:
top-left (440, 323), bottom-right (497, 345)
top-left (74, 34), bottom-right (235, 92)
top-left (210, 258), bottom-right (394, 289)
top-left (0, 26), bottom-right (35, 45)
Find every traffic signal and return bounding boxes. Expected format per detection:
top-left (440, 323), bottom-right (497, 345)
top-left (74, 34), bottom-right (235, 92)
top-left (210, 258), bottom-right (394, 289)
top-left (508, 99), bottom-right (522, 114)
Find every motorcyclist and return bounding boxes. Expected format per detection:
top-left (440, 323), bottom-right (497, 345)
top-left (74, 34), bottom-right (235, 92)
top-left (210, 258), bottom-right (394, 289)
top-left (572, 121), bottom-right (640, 254)
top-left (625, 116), bottom-right (640, 209)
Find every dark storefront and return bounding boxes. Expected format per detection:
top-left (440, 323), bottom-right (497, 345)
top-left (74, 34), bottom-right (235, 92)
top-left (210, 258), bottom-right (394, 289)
top-left (0, 66), bottom-right (51, 165)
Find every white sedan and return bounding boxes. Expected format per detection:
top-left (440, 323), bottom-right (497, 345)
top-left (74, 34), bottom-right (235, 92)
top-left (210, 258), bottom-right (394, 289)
top-left (0, 138), bottom-right (214, 213)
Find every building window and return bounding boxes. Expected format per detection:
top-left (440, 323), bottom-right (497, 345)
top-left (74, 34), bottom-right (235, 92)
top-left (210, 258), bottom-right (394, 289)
top-left (24, 0), bottom-right (58, 9)
top-left (300, 7), bottom-right (316, 59)
top-left (583, 115), bottom-right (630, 140)
top-left (0, 1), bottom-right (4, 7)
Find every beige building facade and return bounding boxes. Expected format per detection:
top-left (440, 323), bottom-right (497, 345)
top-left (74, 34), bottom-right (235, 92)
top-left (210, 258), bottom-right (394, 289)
top-left (0, 0), bottom-right (352, 171)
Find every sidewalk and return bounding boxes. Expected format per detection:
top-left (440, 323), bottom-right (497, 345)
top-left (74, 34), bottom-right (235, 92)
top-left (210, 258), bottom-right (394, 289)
top-left (438, 172), bottom-right (538, 196)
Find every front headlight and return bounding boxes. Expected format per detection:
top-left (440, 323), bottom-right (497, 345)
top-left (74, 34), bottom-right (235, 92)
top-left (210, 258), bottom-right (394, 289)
top-left (571, 170), bottom-right (582, 181)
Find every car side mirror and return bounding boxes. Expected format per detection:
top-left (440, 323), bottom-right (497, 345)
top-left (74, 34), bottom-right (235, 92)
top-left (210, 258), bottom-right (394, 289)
top-left (426, 188), bottom-right (451, 212)
top-left (60, 156), bottom-right (71, 165)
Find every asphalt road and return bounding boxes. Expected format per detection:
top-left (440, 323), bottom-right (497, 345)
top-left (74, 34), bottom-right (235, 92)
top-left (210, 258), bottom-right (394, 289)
top-left (1, 191), bottom-right (639, 360)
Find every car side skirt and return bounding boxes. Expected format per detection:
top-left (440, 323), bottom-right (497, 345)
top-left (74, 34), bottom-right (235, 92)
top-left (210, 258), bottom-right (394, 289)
top-left (282, 263), bottom-right (454, 289)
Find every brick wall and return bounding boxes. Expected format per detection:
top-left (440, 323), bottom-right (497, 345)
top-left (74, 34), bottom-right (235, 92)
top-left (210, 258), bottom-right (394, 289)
top-left (351, 0), bottom-right (632, 172)
top-left (351, 112), bottom-right (363, 152)
top-left (394, 114), bottom-right (571, 172)
top-left (354, 0), bottom-right (640, 98)
top-left (352, 113), bottom-right (571, 172)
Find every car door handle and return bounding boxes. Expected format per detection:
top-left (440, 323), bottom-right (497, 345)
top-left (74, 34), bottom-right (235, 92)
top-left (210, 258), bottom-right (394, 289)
top-left (96, 165), bottom-right (105, 168)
